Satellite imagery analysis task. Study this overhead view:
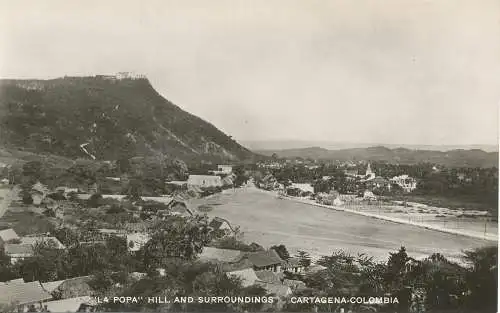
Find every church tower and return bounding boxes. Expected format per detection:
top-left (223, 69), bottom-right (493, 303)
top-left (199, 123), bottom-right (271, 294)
top-left (365, 163), bottom-right (374, 177)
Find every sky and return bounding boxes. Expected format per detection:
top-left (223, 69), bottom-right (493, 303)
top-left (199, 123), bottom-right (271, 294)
top-left (1, 0), bottom-right (499, 146)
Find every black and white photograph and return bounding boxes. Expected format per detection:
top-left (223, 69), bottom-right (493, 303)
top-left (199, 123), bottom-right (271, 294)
top-left (0, 1), bottom-right (498, 312)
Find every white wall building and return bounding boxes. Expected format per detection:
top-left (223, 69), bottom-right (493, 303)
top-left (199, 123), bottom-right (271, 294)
top-left (290, 183), bottom-right (314, 194)
top-left (391, 175), bottom-right (417, 192)
top-left (187, 175), bottom-right (223, 188)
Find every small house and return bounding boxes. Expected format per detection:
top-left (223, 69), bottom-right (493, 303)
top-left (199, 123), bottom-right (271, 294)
top-left (282, 258), bottom-right (305, 273)
top-left (237, 249), bottom-right (284, 272)
top-left (217, 165), bottom-right (233, 174)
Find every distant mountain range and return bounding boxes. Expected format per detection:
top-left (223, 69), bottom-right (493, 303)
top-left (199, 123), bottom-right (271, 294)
top-left (0, 75), bottom-right (255, 163)
top-left (241, 140), bottom-right (498, 153)
top-left (255, 145), bottom-right (499, 168)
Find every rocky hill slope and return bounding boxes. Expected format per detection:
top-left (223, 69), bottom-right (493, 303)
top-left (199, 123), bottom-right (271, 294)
top-left (0, 75), bottom-right (254, 163)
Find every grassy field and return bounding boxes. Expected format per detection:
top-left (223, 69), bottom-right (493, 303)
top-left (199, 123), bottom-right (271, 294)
top-left (190, 187), bottom-right (496, 263)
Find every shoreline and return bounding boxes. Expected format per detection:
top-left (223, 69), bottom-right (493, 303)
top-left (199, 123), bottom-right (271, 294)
top-left (254, 188), bottom-right (498, 243)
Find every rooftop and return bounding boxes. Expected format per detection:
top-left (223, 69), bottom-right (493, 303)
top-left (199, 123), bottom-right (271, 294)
top-left (209, 217), bottom-right (235, 232)
top-left (4, 243), bottom-right (34, 256)
top-left (241, 249), bottom-right (283, 267)
top-left (44, 296), bottom-right (96, 312)
top-left (20, 236), bottom-right (66, 249)
top-left (256, 282), bottom-right (292, 298)
top-left (198, 247), bottom-right (242, 263)
top-left (0, 280), bottom-right (52, 305)
top-left (226, 268), bottom-right (261, 287)
top-left (255, 270), bottom-right (282, 284)
top-left (0, 228), bottom-right (20, 242)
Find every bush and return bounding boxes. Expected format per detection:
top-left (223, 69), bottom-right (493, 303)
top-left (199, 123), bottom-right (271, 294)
top-left (22, 192), bottom-right (33, 205)
top-left (87, 193), bottom-right (103, 208)
top-left (106, 204), bottom-right (125, 214)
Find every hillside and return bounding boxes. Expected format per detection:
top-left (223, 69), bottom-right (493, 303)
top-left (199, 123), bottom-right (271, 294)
top-left (257, 146), bottom-right (499, 168)
top-left (0, 75), bottom-right (254, 163)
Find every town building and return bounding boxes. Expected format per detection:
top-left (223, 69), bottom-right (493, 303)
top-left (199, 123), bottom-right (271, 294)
top-left (391, 175), bottom-right (418, 192)
top-left (126, 232), bottom-right (151, 252)
top-left (290, 183), bottom-right (314, 194)
top-left (368, 176), bottom-right (391, 190)
top-left (187, 175), bottom-right (223, 189)
top-left (217, 165), bottom-right (233, 174)
top-left (282, 258), bottom-right (305, 273)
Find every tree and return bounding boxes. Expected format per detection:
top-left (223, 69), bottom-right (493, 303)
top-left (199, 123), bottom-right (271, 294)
top-left (21, 190), bottom-right (33, 205)
top-left (233, 165), bottom-right (248, 188)
top-left (313, 179), bottom-right (332, 194)
top-left (126, 178), bottom-right (143, 201)
top-left (19, 243), bottom-right (68, 282)
top-left (89, 269), bottom-right (115, 294)
top-left (86, 193), bottom-right (103, 208)
top-left (417, 253), bottom-right (467, 312)
top-left (51, 227), bottom-right (79, 247)
top-left (106, 204), bottom-right (125, 214)
top-left (142, 215), bottom-right (215, 270)
top-left (116, 158), bottom-right (132, 175)
top-left (296, 250), bottom-right (311, 268)
top-left (0, 249), bottom-right (17, 282)
top-left (22, 160), bottom-right (44, 181)
top-left (271, 244), bottom-right (290, 261)
top-left (463, 246), bottom-right (497, 312)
